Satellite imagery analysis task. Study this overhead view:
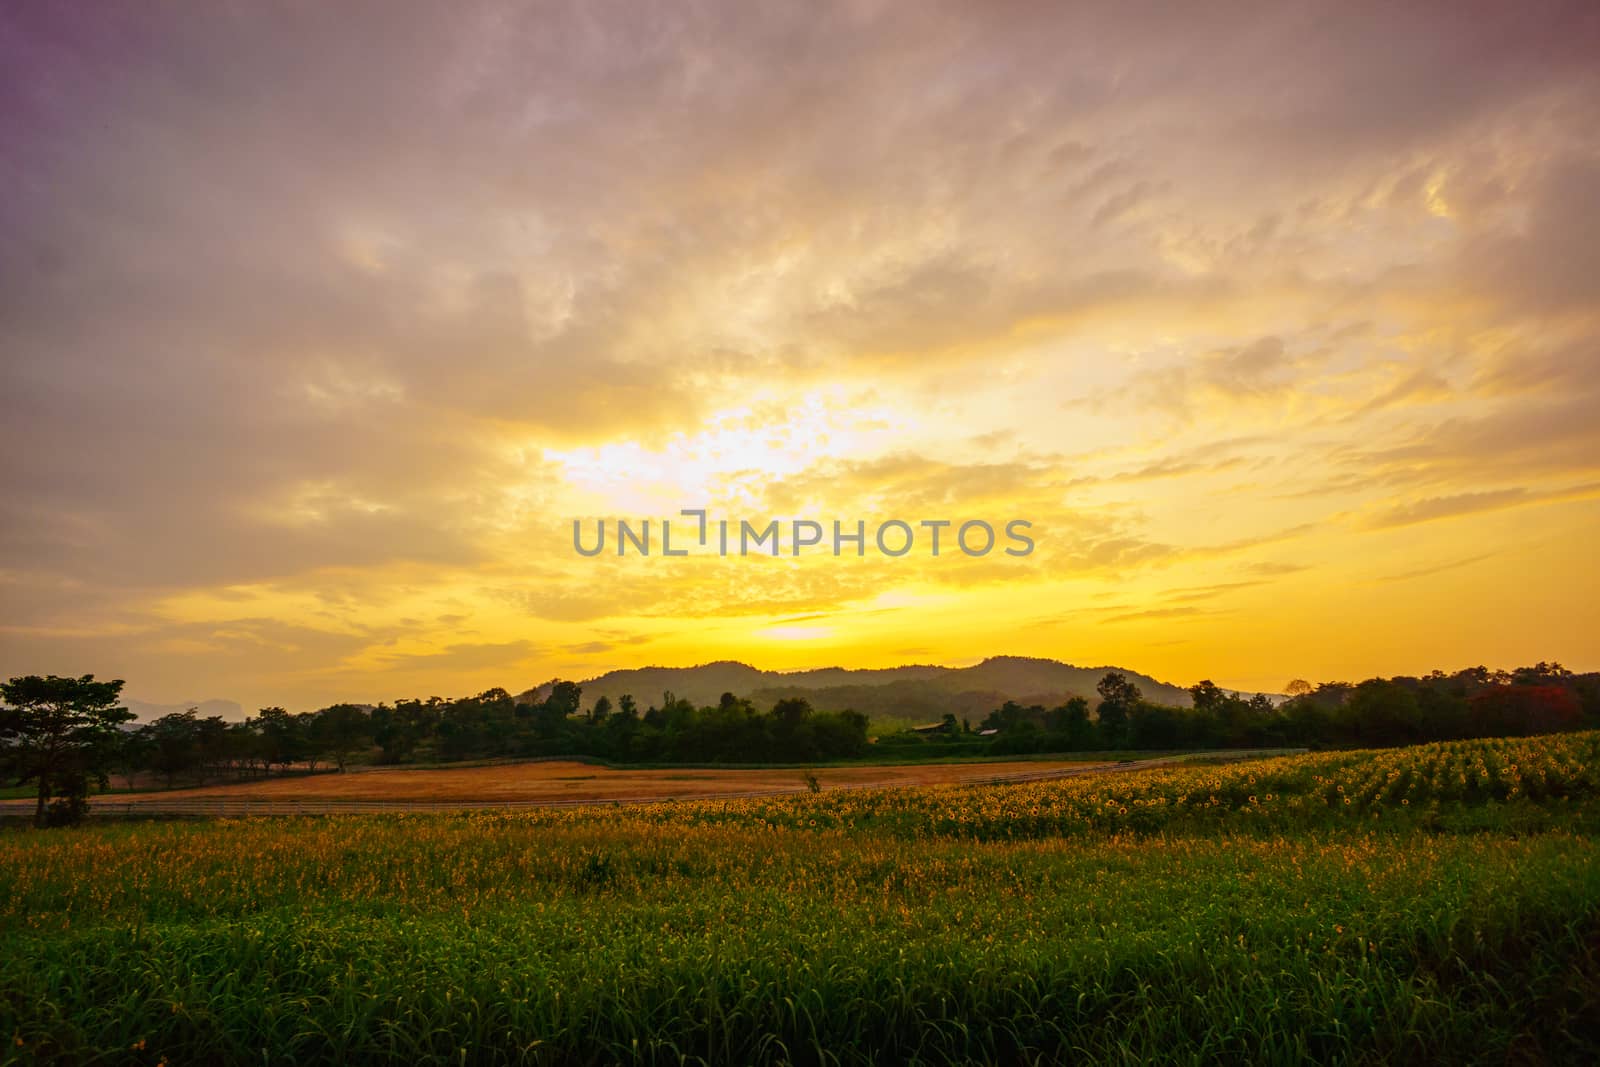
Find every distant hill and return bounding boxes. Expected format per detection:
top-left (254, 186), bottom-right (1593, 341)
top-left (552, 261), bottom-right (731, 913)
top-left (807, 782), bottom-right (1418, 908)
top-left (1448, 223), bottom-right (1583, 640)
top-left (122, 697), bottom-right (245, 723)
top-left (520, 656), bottom-right (1196, 725)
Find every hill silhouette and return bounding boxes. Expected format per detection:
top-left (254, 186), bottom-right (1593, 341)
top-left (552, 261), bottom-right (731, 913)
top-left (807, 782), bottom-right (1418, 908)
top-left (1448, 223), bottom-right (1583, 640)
top-left (520, 656), bottom-right (1194, 726)
top-left (122, 697), bottom-right (245, 723)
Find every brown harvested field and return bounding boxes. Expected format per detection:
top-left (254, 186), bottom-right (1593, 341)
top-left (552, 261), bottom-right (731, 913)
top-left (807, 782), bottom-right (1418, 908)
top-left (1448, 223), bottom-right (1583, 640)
top-left (94, 758), bottom-right (1113, 806)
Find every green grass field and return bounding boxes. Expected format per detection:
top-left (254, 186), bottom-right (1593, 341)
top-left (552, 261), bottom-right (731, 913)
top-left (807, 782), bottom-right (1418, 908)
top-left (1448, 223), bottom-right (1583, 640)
top-left (3, 733), bottom-right (1598, 1065)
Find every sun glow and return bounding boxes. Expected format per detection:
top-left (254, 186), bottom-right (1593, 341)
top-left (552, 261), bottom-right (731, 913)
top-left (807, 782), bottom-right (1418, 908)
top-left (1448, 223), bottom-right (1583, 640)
top-left (542, 389), bottom-right (908, 512)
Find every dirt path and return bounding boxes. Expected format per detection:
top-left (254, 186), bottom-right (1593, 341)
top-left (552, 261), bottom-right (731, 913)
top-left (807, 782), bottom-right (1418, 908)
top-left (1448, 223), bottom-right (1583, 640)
top-left (0, 750), bottom-right (1299, 818)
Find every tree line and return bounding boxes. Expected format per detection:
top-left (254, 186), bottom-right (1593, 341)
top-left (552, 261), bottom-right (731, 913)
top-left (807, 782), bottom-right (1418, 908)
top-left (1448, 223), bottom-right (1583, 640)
top-left (150, 687), bottom-right (871, 774)
top-left (909, 662), bottom-right (1598, 756)
top-left (1, 678), bottom-right (874, 824)
top-left (4, 661), bottom-right (1596, 826)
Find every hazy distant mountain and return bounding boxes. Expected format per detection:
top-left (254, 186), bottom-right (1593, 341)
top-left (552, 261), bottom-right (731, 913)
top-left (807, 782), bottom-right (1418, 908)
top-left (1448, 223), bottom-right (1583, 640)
top-left (122, 697), bottom-right (245, 723)
top-left (521, 656), bottom-right (1195, 724)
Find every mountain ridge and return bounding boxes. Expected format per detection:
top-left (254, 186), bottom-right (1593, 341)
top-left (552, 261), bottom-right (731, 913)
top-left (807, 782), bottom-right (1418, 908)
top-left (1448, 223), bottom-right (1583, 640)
top-left (519, 656), bottom-right (1200, 723)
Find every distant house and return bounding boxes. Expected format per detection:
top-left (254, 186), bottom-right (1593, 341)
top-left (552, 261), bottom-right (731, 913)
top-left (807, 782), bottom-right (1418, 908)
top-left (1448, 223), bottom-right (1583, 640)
top-left (977, 728), bottom-right (998, 737)
top-left (910, 720), bottom-right (952, 735)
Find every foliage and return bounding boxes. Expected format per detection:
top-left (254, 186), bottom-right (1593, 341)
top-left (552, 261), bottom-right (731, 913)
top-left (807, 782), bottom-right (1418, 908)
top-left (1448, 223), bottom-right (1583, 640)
top-left (50, 660), bottom-right (1600, 790)
top-left (1, 734), bottom-right (1597, 1063)
top-left (106, 689), bottom-right (873, 786)
top-left (980, 663), bottom-right (1600, 757)
top-left (0, 674), bottom-right (132, 826)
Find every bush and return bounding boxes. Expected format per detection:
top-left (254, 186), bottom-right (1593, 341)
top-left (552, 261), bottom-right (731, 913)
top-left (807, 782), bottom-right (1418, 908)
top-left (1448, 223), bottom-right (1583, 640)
top-left (42, 772), bottom-right (91, 827)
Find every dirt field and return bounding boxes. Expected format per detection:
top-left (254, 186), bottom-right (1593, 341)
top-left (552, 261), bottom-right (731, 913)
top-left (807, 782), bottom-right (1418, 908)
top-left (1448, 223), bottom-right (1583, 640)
top-left (90, 757), bottom-right (1111, 806)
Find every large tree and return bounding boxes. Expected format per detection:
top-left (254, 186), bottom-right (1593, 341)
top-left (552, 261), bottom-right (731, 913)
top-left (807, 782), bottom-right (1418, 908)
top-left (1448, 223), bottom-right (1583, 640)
top-left (1094, 671), bottom-right (1142, 746)
top-left (0, 674), bottom-right (133, 827)
top-left (310, 703), bottom-right (373, 772)
top-left (254, 706), bottom-right (306, 770)
top-left (144, 709), bottom-right (203, 790)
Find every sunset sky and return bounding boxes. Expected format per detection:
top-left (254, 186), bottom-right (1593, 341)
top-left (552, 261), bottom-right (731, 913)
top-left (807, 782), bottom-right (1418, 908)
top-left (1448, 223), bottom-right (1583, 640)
top-left (3, 1), bottom-right (1598, 713)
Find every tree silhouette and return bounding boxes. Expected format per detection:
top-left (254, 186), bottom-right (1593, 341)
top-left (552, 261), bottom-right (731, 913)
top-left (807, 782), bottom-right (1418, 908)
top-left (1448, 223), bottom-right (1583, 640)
top-left (1095, 671), bottom-right (1142, 746)
top-left (1189, 679), bottom-right (1225, 712)
top-left (1, 674), bottom-right (132, 826)
top-left (312, 704), bottom-right (373, 772)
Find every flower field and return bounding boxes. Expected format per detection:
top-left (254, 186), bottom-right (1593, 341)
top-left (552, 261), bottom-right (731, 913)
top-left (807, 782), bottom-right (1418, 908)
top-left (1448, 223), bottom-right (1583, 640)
top-left (421, 730), bottom-right (1600, 841)
top-left (2, 733), bottom-right (1598, 1064)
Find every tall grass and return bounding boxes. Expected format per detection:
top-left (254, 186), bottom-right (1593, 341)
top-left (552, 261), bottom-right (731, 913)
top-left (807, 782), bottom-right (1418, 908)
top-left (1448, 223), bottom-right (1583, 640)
top-left (2, 733), bottom-right (1598, 1065)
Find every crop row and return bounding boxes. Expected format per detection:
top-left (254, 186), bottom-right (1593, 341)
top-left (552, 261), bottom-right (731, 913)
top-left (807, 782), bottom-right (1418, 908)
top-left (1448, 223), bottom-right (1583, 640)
top-left (467, 730), bottom-right (1600, 841)
top-left (3, 823), bottom-right (1598, 1063)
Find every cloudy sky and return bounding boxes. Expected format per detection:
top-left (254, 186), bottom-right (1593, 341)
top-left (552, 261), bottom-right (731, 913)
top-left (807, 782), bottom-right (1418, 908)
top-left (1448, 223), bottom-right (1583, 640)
top-left (3, 0), bottom-right (1597, 712)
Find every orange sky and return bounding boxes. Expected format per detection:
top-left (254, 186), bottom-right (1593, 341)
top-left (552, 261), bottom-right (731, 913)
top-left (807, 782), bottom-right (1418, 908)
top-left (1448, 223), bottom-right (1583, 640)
top-left (2, 1), bottom-right (1598, 712)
